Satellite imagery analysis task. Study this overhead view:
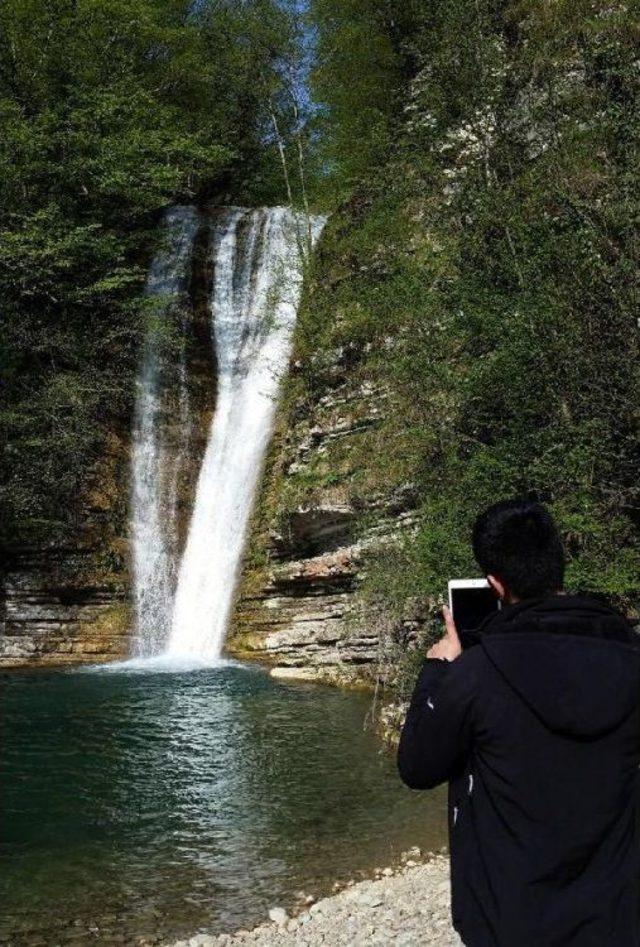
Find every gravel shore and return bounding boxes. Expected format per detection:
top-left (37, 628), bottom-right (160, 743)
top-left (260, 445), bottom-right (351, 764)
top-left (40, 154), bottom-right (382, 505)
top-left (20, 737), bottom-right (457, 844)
top-left (171, 854), bottom-right (462, 947)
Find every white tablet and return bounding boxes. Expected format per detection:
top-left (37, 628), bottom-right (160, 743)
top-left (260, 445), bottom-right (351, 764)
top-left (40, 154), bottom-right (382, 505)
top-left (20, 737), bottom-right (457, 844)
top-left (448, 578), bottom-right (500, 633)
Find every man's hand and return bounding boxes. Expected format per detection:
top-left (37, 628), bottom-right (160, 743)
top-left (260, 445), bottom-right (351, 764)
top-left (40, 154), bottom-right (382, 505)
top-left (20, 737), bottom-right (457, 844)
top-left (426, 606), bottom-right (462, 661)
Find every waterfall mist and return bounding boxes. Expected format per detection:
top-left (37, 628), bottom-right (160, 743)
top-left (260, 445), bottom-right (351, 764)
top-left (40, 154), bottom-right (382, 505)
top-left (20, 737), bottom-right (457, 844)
top-left (130, 206), bottom-right (324, 661)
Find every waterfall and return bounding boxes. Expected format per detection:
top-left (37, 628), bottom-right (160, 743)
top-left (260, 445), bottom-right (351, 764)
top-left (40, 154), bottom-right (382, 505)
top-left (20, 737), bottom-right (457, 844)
top-left (131, 207), bottom-right (199, 657)
top-left (130, 206), bottom-right (325, 662)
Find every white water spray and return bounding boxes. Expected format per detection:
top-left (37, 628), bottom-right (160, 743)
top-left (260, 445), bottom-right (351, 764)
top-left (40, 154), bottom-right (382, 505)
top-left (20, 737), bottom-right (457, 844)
top-left (130, 206), bottom-right (324, 662)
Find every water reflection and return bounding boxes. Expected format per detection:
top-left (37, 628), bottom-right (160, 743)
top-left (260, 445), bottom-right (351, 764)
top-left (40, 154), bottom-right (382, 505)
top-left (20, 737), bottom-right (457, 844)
top-left (0, 664), bottom-right (446, 944)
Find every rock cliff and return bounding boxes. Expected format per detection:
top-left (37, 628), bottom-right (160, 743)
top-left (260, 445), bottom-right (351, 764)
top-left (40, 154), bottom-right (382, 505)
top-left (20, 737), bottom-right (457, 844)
top-left (229, 335), bottom-right (421, 685)
top-left (0, 550), bottom-right (129, 666)
top-left (0, 428), bottom-right (132, 668)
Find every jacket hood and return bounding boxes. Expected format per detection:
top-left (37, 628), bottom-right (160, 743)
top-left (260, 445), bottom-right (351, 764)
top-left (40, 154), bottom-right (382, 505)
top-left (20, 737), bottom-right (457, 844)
top-left (479, 595), bottom-right (640, 739)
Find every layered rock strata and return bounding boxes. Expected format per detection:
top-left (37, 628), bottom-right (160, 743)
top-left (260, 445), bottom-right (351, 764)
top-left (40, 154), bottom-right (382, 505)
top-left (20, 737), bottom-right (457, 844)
top-left (0, 550), bottom-right (129, 667)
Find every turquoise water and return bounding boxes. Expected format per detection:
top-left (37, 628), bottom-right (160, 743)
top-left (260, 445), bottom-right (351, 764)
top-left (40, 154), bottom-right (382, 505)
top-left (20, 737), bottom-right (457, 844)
top-left (0, 661), bottom-right (446, 945)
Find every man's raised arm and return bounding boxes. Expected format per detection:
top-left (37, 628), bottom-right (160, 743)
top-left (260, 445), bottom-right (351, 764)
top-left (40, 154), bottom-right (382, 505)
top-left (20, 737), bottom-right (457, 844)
top-left (397, 608), bottom-right (476, 790)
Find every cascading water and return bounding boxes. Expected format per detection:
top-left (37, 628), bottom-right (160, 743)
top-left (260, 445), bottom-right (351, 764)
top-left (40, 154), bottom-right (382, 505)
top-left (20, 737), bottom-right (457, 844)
top-left (130, 207), bottom-right (199, 657)
top-left (131, 206), bottom-right (324, 662)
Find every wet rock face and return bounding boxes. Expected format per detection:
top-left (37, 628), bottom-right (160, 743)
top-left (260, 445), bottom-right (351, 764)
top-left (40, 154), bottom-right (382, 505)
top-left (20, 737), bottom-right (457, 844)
top-left (0, 551), bottom-right (129, 668)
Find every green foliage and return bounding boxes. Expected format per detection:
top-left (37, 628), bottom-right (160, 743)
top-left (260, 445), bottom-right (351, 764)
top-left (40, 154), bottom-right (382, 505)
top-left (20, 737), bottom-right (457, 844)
top-left (292, 0), bottom-right (640, 615)
top-left (2, 0), bottom-right (638, 632)
top-left (308, 0), bottom-right (421, 203)
top-left (0, 0), bottom-right (294, 547)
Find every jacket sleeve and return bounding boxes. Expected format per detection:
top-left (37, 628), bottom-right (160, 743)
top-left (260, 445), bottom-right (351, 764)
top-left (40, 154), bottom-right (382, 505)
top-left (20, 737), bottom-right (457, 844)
top-left (397, 654), bottom-right (477, 790)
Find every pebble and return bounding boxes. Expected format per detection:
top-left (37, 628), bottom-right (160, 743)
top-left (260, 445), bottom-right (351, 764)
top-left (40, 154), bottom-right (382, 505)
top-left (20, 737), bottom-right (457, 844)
top-left (267, 909), bottom-right (288, 927)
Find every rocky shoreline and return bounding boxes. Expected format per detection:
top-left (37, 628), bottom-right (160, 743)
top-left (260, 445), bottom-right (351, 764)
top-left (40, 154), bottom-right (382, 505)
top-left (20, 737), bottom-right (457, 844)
top-left (170, 853), bottom-right (462, 947)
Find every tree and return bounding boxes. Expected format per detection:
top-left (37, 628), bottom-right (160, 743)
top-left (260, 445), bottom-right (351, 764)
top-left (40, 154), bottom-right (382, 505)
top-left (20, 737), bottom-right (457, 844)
top-left (0, 0), bottom-right (294, 549)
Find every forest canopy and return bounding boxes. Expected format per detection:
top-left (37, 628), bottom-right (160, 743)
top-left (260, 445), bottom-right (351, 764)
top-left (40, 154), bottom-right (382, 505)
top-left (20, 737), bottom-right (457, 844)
top-left (1, 0), bottom-right (638, 614)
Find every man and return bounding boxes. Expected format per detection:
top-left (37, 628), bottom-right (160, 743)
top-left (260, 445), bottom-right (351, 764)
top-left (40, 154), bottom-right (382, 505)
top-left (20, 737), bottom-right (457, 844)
top-left (398, 498), bottom-right (640, 946)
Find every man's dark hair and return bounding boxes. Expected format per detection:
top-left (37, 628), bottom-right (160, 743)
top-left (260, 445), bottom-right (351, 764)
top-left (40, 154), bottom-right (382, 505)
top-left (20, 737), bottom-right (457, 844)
top-left (472, 498), bottom-right (565, 600)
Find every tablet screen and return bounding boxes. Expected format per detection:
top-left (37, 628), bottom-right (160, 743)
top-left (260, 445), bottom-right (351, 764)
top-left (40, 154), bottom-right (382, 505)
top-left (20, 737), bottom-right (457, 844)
top-left (450, 585), bottom-right (500, 633)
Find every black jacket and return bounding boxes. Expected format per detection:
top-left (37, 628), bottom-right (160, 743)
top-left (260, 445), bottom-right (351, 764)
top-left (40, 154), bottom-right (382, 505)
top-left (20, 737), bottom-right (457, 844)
top-left (398, 595), bottom-right (640, 946)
